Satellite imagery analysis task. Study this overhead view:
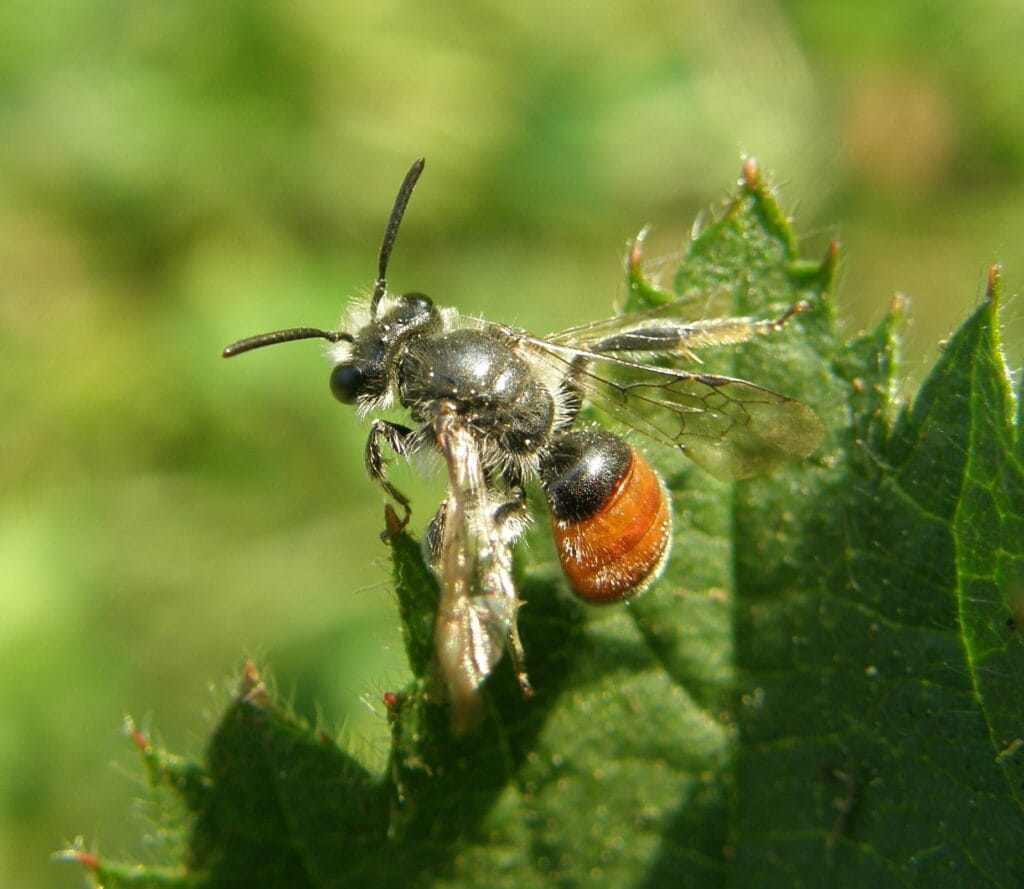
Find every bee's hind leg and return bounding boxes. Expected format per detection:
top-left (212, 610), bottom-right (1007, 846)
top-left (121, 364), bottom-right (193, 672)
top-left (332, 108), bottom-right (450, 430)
top-left (422, 488), bottom-right (534, 700)
top-left (492, 490), bottom-right (534, 699)
top-left (422, 487), bottom-right (529, 573)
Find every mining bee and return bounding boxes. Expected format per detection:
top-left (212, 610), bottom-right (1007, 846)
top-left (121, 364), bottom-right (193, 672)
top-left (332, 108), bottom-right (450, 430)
top-left (224, 159), bottom-right (824, 731)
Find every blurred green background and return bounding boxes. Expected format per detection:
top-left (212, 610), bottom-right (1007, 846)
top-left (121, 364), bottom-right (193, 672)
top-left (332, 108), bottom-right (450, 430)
top-left (2, 1), bottom-right (1022, 886)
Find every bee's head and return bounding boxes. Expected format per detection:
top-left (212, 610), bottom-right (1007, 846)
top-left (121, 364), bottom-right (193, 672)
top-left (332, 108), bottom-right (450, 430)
top-left (328, 291), bottom-right (438, 405)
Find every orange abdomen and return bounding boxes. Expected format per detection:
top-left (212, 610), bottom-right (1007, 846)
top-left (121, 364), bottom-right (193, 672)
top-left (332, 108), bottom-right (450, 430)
top-left (552, 449), bottom-right (671, 603)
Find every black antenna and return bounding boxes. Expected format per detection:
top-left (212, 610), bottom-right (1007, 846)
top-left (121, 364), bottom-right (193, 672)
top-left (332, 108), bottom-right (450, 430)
top-left (222, 328), bottom-right (353, 358)
top-left (371, 157), bottom-right (426, 317)
top-left (221, 158), bottom-right (426, 358)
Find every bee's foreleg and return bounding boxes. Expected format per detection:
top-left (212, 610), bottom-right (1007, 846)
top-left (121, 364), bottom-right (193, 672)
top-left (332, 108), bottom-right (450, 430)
top-left (365, 419), bottom-right (416, 532)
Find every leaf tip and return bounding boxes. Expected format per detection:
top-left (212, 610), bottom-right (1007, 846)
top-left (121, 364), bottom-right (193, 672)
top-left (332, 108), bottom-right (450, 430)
top-left (381, 503), bottom-right (408, 543)
top-left (824, 237), bottom-right (841, 273)
top-left (238, 660), bottom-right (271, 708)
top-left (741, 156), bottom-right (761, 191)
top-left (986, 263), bottom-right (1003, 305)
top-left (624, 224), bottom-right (674, 309)
top-left (889, 292), bottom-right (909, 320)
top-left (52, 839), bottom-right (99, 872)
top-left (123, 713), bottom-right (153, 754)
top-left (628, 225), bottom-right (651, 278)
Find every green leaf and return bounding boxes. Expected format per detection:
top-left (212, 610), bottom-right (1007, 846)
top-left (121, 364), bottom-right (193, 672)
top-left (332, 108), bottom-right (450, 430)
top-left (72, 163), bottom-right (1024, 888)
top-left (732, 268), bottom-right (1024, 885)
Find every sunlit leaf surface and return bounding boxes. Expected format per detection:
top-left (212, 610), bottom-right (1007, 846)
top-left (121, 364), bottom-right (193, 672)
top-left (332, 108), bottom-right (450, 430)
top-left (76, 167), bottom-right (1023, 889)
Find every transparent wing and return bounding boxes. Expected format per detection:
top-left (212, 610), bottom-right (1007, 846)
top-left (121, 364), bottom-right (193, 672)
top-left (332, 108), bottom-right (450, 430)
top-left (546, 294), bottom-right (807, 360)
top-left (516, 334), bottom-right (825, 481)
top-left (432, 408), bottom-right (524, 733)
top-left (546, 292), bottom-right (722, 350)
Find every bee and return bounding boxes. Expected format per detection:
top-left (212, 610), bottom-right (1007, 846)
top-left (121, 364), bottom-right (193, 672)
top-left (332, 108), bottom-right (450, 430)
top-left (224, 159), bottom-right (824, 732)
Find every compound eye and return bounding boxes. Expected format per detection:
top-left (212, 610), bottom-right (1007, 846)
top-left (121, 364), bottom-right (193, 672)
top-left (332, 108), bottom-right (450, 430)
top-left (402, 292), bottom-right (433, 315)
top-left (330, 363), bottom-right (364, 405)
